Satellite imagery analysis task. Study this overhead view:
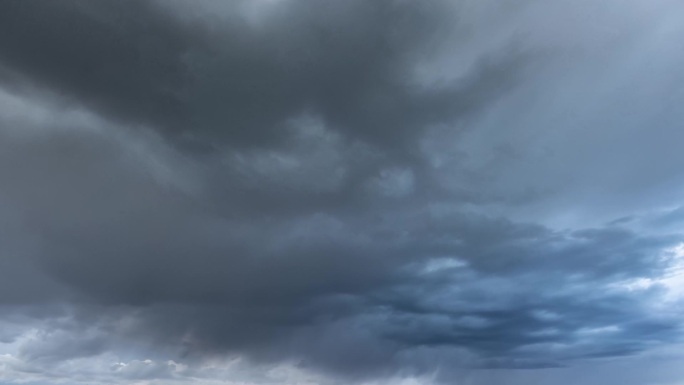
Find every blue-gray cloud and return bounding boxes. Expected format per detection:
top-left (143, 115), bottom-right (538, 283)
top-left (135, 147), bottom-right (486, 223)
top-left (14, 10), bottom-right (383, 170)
top-left (1, 1), bottom-right (684, 384)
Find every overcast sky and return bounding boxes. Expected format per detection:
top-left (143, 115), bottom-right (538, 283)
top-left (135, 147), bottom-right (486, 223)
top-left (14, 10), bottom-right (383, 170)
top-left (1, 1), bottom-right (684, 384)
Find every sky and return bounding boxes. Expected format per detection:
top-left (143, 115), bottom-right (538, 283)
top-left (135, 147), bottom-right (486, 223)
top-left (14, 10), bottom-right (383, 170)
top-left (1, 0), bottom-right (684, 384)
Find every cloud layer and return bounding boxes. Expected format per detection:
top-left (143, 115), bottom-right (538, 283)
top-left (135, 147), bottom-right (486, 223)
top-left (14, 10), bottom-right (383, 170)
top-left (2, 1), bottom-right (684, 384)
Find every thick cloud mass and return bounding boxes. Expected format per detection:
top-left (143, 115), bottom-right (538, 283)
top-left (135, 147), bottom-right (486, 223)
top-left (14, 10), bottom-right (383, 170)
top-left (2, 1), bottom-right (684, 384)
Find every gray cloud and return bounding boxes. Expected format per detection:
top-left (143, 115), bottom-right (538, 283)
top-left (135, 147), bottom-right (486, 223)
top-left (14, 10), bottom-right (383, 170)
top-left (1, 1), bottom-right (684, 384)
top-left (0, 0), bottom-right (524, 153)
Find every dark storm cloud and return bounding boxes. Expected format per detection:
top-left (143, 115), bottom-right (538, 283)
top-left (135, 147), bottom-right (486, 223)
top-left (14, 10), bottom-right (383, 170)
top-left (2, 123), bottom-right (680, 377)
top-left (0, 0), bottom-right (193, 132)
top-left (0, 0), bottom-right (524, 153)
top-left (2, 1), bottom-right (684, 384)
